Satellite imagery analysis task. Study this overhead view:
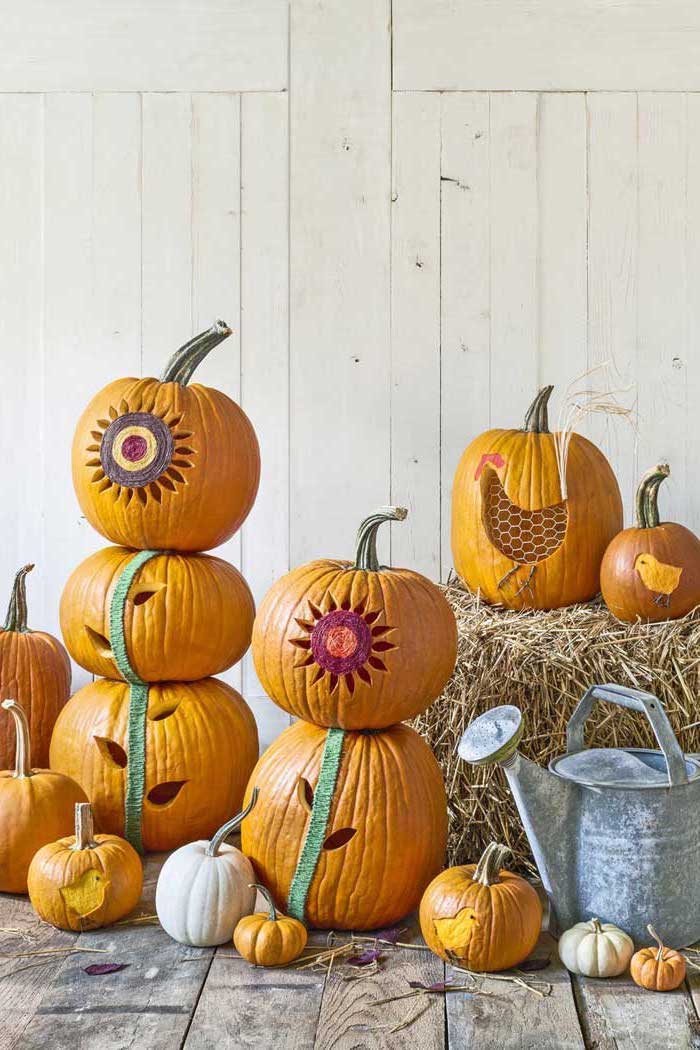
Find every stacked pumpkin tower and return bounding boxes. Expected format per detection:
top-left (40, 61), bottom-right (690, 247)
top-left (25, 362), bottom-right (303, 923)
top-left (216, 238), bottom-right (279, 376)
top-left (241, 507), bottom-right (458, 930)
top-left (50, 322), bottom-right (261, 853)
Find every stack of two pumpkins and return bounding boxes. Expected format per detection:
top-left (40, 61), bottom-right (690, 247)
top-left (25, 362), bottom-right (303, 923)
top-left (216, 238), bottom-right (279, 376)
top-left (241, 507), bottom-right (457, 930)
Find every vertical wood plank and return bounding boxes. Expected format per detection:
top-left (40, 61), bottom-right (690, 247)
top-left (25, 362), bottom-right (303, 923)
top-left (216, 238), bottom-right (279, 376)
top-left (587, 92), bottom-right (639, 524)
top-left (240, 90), bottom-right (291, 747)
top-left (289, 0), bottom-right (391, 566)
top-left (685, 95), bottom-right (700, 533)
top-left (440, 92), bottom-right (491, 581)
top-left (391, 91), bottom-right (441, 578)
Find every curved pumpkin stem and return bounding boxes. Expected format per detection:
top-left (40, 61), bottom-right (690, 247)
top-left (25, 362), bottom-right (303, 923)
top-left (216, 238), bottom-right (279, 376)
top-left (3, 564), bottom-right (34, 634)
top-left (250, 882), bottom-right (279, 922)
top-left (522, 385), bottom-right (553, 434)
top-left (206, 788), bottom-right (259, 857)
top-left (473, 841), bottom-right (510, 886)
top-left (72, 803), bottom-right (97, 851)
top-left (1, 699), bottom-right (32, 778)
top-left (159, 320), bottom-right (232, 386)
top-left (647, 923), bottom-right (666, 963)
top-left (590, 917), bottom-right (604, 935)
top-left (635, 464), bottom-right (670, 529)
top-left (353, 507), bottom-right (408, 572)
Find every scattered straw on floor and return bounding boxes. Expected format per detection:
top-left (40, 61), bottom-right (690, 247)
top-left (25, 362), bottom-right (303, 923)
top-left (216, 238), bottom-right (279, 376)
top-left (413, 578), bottom-right (700, 875)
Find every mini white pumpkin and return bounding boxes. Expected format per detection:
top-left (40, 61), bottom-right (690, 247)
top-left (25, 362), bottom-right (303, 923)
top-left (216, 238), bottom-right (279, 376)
top-left (155, 790), bottom-right (258, 947)
top-left (558, 916), bottom-right (634, 978)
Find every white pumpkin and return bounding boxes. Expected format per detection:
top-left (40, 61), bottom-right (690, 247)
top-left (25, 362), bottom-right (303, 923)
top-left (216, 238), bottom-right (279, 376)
top-left (558, 916), bottom-right (634, 978)
top-left (155, 790), bottom-right (258, 947)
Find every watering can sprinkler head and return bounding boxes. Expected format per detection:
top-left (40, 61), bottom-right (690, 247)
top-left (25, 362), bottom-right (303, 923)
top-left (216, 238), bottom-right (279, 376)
top-left (457, 704), bottom-right (524, 767)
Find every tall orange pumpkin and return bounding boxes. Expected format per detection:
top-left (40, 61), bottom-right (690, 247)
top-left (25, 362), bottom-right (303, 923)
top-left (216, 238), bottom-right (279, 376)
top-left (49, 677), bottom-right (258, 852)
top-left (60, 546), bottom-right (254, 682)
top-left (0, 564), bottom-right (71, 768)
top-left (252, 507), bottom-right (457, 729)
top-left (71, 321), bottom-right (260, 552)
top-left (451, 386), bottom-right (622, 610)
top-left (240, 720), bottom-right (447, 930)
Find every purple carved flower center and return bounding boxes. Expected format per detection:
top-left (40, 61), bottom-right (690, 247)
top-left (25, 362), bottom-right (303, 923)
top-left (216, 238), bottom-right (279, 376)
top-left (121, 434), bottom-right (148, 462)
top-left (310, 609), bottom-right (372, 675)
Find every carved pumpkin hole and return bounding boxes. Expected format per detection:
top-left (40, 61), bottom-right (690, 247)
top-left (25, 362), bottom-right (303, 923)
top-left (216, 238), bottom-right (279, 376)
top-left (148, 700), bottom-right (181, 722)
top-left (322, 827), bottom-right (356, 851)
top-left (85, 626), bottom-right (114, 660)
top-left (94, 736), bottom-right (127, 768)
top-left (297, 777), bottom-right (314, 813)
top-left (131, 582), bottom-right (166, 606)
top-left (147, 781), bottom-right (187, 805)
top-left (481, 468), bottom-right (567, 565)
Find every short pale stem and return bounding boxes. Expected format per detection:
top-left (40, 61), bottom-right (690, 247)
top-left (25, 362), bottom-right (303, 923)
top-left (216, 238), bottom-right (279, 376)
top-left (648, 923), bottom-right (666, 963)
top-left (522, 386), bottom-right (553, 434)
top-left (635, 465), bottom-right (670, 529)
top-left (3, 564), bottom-right (34, 633)
top-left (73, 803), bottom-right (96, 850)
top-left (251, 883), bottom-right (278, 922)
top-left (353, 507), bottom-right (408, 572)
top-left (590, 918), bottom-right (603, 935)
top-left (1, 699), bottom-right (31, 777)
top-left (474, 842), bottom-right (510, 886)
top-left (206, 788), bottom-right (259, 857)
top-left (159, 321), bottom-right (232, 386)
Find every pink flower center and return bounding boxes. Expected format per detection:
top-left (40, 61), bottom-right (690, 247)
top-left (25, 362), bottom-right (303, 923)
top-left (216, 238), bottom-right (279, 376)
top-left (121, 434), bottom-right (148, 462)
top-left (311, 609), bottom-right (372, 675)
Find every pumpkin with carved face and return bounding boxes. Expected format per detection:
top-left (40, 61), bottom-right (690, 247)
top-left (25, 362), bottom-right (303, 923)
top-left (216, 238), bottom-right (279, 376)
top-left (60, 546), bottom-right (255, 682)
top-left (49, 677), bottom-right (258, 852)
top-left (240, 720), bottom-right (447, 930)
top-left (451, 386), bottom-right (622, 610)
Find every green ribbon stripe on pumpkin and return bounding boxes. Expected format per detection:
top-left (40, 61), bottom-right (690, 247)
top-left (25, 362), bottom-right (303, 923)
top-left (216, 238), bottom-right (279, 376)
top-left (287, 727), bottom-right (346, 923)
top-left (109, 549), bottom-right (162, 853)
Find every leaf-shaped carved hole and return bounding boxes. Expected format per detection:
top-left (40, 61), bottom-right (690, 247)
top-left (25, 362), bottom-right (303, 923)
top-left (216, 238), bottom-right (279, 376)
top-left (297, 777), bottom-right (314, 814)
top-left (147, 781), bottom-right (187, 806)
top-left (130, 582), bottom-right (166, 607)
top-left (148, 697), bottom-right (182, 721)
top-left (322, 827), bottom-right (356, 851)
top-left (85, 625), bottom-right (114, 660)
top-left (94, 736), bottom-right (127, 768)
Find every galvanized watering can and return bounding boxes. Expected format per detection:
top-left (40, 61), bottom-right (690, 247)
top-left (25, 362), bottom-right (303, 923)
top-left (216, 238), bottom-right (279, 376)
top-left (458, 683), bottom-right (700, 946)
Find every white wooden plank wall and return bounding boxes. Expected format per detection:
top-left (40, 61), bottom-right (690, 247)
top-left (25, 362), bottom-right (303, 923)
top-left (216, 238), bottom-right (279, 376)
top-left (3, 1), bottom-right (700, 746)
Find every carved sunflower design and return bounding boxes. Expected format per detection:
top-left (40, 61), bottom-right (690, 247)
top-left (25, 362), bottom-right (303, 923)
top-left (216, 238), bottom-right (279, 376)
top-left (87, 398), bottom-right (195, 506)
top-left (290, 595), bottom-right (397, 694)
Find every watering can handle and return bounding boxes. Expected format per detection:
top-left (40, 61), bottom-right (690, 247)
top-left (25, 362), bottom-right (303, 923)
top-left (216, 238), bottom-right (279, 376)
top-left (566, 684), bottom-right (688, 786)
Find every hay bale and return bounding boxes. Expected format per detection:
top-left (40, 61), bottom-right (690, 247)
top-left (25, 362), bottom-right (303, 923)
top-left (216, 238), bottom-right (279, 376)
top-left (413, 579), bottom-right (700, 876)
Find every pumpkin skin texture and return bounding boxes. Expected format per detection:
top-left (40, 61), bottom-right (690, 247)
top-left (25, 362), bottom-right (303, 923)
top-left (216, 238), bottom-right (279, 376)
top-left (252, 508), bottom-right (457, 729)
top-left (558, 918), bottom-right (634, 978)
top-left (0, 700), bottom-right (87, 894)
top-left (72, 322), bottom-right (260, 552)
top-left (155, 793), bottom-right (258, 947)
top-left (28, 803), bottom-right (142, 931)
top-left (49, 677), bottom-right (258, 852)
top-left (234, 883), bottom-right (308, 966)
top-left (240, 720), bottom-right (447, 930)
top-left (451, 386), bottom-right (622, 611)
top-left (601, 464), bottom-right (700, 623)
top-left (60, 546), bottom-right (255, 682)
top-left (0, 565), bottom-right (71, 769)
top-left (630, 926), bottom-right (686, 992)
top-left (419, 842), bottom-right (542, 971)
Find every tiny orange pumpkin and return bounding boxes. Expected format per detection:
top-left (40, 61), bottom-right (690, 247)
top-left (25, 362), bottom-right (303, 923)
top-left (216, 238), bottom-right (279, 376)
top-left (234, 883), bottom-right (308, 966)
top-left (630, 925), bottom-right (686, 992)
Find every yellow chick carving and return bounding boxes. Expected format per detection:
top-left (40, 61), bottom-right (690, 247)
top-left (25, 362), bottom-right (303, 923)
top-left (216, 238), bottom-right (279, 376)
top-left (59, 869), bottom-right (109, 920)
top-left (634, 553), bottom-right (683, 607)
top-left (433, 906), bottom-right (480, 958)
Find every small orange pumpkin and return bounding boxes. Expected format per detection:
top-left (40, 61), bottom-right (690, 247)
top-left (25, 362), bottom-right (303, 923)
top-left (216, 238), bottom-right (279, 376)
top-left (72, 321), bottom-right (260, 552)
top-left (419, 842), bottom-right (542, 971)
top-left (630, 925), bottom-right (686, 992)
top-left (601, 464), bottom-right (700, 623)
top-left (27, 802), bottom-right (142, 931)
top-left (0, 699), bottom-right (86, 893)
top-left (0, 564), bottom-right (71, 768)
top-left (234, 883), bottom-right (308, 966)
top-left (252, 507), bottom-right (457, 729)
top-left (60, 546), bottom-right (255, 682)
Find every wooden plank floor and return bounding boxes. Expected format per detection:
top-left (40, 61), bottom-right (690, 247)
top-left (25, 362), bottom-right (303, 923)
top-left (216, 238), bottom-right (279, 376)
top-left (2, 855), bottom-right (700, 1049)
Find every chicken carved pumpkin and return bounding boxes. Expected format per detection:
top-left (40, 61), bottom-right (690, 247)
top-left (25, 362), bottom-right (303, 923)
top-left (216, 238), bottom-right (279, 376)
top-left (72, 321), bottom-right (260, 552)
top-left (60, 546), bottom-right (254, 682)
top-left (451, 386), bottom-right (622, 610)
top-left (49, 677), bottom-right (258, 853)
top-left (252, 507), bottom-right (457, 729)
top-left (240, 719), bottom-right (447, 930)
top-left (601, 464), bottom-right (700, 623)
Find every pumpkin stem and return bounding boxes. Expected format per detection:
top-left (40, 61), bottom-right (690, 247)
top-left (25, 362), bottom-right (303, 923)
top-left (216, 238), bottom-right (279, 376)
top-left (353, 507), bottom-right (408, 572)
top-left (590, 917), bottom-right (604, 935)
top-left (72, 803), bottom-right (97, 851)
top-left (473, 841), bottom-right (510, 886)
top-left (634, 464), bottom-right (670, 529)
top-left (1, 699), bottom-right (32, 778)
top-left (206, 787), bottom-right (259, 857)
top-left (250, 883), bottom-right (278, 922)
top-left (159, 320), bottom-right (232, 386)
top-left (522, 386), bottom-right (553, 433)
top-left (648, 923), bottom-right (666, 963)
top-left (3, 564), bottom-right (34, 633)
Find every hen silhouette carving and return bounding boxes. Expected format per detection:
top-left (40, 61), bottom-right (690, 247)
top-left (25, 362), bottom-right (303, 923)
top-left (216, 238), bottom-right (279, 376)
top-left (433, 906), bottom-right (480, 958)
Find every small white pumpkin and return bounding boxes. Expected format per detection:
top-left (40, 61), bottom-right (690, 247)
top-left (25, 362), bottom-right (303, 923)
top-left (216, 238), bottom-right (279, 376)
top-left (558, 916), bottom-right (634, 978)
top-left (156, 790), bottom-right (258, 947)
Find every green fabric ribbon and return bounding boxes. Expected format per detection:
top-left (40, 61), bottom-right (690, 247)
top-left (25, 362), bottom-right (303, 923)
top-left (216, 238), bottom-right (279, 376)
top-left (287, 727), bottom-right (346, 923)
top-left (108, 549), bottom-right (161, 853)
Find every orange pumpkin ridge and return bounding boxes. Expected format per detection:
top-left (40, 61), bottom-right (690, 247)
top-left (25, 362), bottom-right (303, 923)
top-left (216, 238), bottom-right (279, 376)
top-left (233, 883), bottom-right (308, 967)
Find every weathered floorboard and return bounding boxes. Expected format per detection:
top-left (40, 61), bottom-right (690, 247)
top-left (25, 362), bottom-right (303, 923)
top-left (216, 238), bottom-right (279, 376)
top-left (576, 969), bottom-right (700, 1050)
